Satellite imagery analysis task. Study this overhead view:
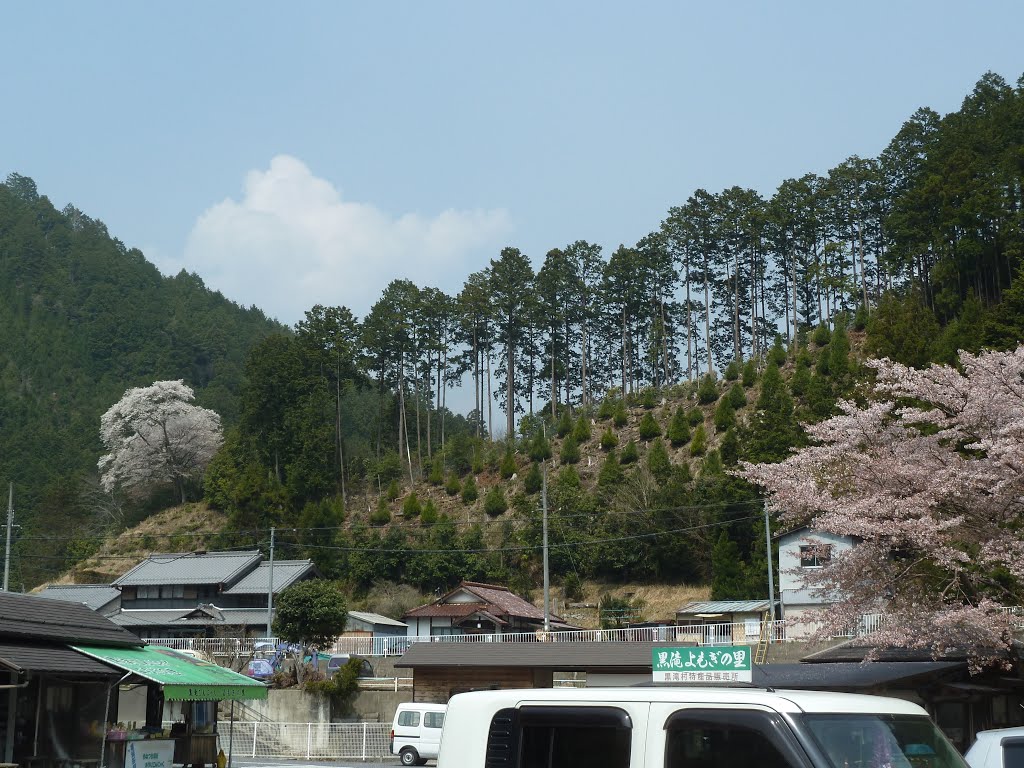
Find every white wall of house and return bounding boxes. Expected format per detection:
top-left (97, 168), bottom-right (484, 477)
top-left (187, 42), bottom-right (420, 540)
top-left (406, 617), bottom-right (457, 636)
top-left (777, 529), bottom-right (855, 593)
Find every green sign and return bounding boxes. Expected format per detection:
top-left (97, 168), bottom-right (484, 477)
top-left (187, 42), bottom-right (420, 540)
top-left (652, 645), bottom-right (752, 683)
top-left (72, 645), bottom-right (268, 701)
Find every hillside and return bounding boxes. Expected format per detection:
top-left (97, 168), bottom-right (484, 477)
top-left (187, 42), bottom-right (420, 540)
top-left (0, 174), bottom-right (285, 587)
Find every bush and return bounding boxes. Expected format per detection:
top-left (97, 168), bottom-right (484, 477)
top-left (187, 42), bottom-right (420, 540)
top-left (420, 499), bottom-right (438, 526)
top-left (484, 486), bottom-right (508, 516)
top-left (641, 387), bottom-right (657, 409)
top-left (402, 492), bottom-right (422, 520)
top-left (697, 374), bottom-right (719, 404)
top-left (427, 457), bottom-right (444, 486)
top-left (461, 475), bottom-right (478, 504)
top-left (620, 439), bottom-right (640, 464)
top-left (853, 304), bottom-right (869, 331)
top-left (690, 424), bottom-right (707, 456)
top-left (556, 409), bottom-right (573, 438)
top-left (499, 449), bottom-right (516, 479)
top-left (613, 401), bottom-right (628, 427)
top-left (720, 428), bottom-right (739, 467)
top-left (444, 474), bottom-right (461, 496)
top-left (599, 427), bottom-right (619, 451)
top-left (646, 438), bottom-right (671, 483)
top-left (741, 359), bottom-right (757, 388)
top-left (528, 429), bottom-right (552, 462)
top-left (369, 497), bottom-right (390, 526)
top-left (768, 335), bottom-right (787, 366)
top-left (638, 411), bottom-right (661, 441)
top-left (667, 406), bottom-right (691, 446)
top-left (724, 360), bottom-right (741, 381)
top-left (686, 407), bottom-right (704, 427)
top-left (573, 414), bottom-right (592, 443)
top-left (598, 450), bottom-right (623, 487)
top-left (713, 397), bottom-right (735, 432)
top-left (560, 435), bottom-right (581, 464)
top-left (523, 462), bottom-right (542, 494)
top-left (812, 323), bottom-right (832, 347)
top-left (727, 382), bottom-right (747, 409)
top-left (562, 572), bottom-right (584, 602)
top-left (385, 479), bottom-right (400, 501)
top-left (597, 397), bottom-right (615, 420)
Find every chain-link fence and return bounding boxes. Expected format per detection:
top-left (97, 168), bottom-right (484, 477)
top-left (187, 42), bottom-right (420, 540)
top-left (218, 721), bottom-right (392, 761)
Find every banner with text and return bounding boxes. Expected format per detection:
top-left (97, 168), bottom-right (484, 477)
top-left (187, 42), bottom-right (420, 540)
top-left (652, 646), bottom-right (752, 683)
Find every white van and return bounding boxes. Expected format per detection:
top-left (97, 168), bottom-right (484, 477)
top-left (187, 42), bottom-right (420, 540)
top-left (965, 726), bottom-right (1024, 768)
top-left (437, 686), bottom-right (969, 768)
top-left (391, 701), bottom-right (447, 765)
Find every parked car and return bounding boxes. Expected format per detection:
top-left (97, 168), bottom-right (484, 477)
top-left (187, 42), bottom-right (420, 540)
top-left (325, 653), bottom-right (374, 679)
top-left (437, 686), bottom-right (967, 768)
top-left (965, 726), bottom-right (1024, 768)
top-left (244, 658), bottom-right (275, 681)
top-left (391, 702), bottom-right (447, 766)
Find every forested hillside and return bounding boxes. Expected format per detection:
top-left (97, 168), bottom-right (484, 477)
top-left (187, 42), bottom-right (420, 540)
top-left (9, 72), bottom-right (1024, 605)
top-left (0, 174), bottom-right (284, 586)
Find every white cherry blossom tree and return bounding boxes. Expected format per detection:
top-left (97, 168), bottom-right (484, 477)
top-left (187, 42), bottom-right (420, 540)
top-left (99, 380), bottom-right (223, 504)
top-left (741, 346), bottom-right (1024, 668)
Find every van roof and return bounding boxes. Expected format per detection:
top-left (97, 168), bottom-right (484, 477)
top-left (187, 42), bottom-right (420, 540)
top-left (446, 686), bottom-right (927, 716)
top-left (397, 702), bottom-right (448, 711)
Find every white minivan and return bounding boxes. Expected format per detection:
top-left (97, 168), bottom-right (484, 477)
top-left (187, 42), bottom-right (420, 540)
top-left (437, 686), bottom-right (969, 768)
top-left (965, 726), bottom-right (1024, 768)
top-left (391, 701), bottom-right (447, 766)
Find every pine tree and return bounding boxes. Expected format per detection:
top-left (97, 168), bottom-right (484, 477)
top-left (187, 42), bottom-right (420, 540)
top-left (444, 474), bottom-right (461, 496)
top-left (528, 430), bottom-right (552, 462)
top-left (686, 407), bottom-right (704, 427)
top-left (638, 411), bottom-right (661, 441)
top-left (613, 401), bottom-right (628, 427)
top-left (499, 449), bottom-right (516, 479)
top-left (741, 359), bottom-right (757, 388)
top-left (597, 397), bottom-right (615, 420)
top-left (697, 373), bottom-right (719, 404)
top-left (790, 349), bottom-right (812, 397)
top-left (598, 449), bottom-right (624, 487)
top-left (523, 462), bottom-right (542, 494)
top-left (713, 397), bottom-right (735, 432)
top-left (727, 382), bottom-right (746, 409)
top-left (427, 457), bottom-right (444, 486)
top-left (370, 496), bottom-right (391, 526)
top-left (386, 480), bottom-right (400, 501)
top-left (484, 486), bottom-right (508, 516)
top-left (690, 424), bottom-right (707, 456)
top-left (461, 475), bottom-right (479, 504)
top-left (402, 492), bottom-right (422, 520)
top-left (573, 414), bottom-right (592, 443)
top-left (620, 439), bottom-right (640, 464)
top-left (720, 428), bottom-right (739, 466)
top-left (599, 427), bottom-right (619, 451)
top-left (556, 409), bottom-right (573, 438)
top-left (420, 499), bottom-right (439, 526)
top-left (667, 406), bottom-right (691, 446)
top-left (646, 438), bottom-right (671, 483)
top-left (710, 531), bottom-right (747, 599)
top-left (743, 361), bottom-right (802, 463)
top-left (724, 360), bottom-right (741, 381)
top-left (560, 435), bottom-right (581, 464)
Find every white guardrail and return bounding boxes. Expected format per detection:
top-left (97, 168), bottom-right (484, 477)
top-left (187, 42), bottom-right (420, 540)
top-left (214, 721), bottom-right (392, 761)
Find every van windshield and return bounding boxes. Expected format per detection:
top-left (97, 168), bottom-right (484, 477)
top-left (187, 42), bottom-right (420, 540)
top-left (800, 714), bottom-right (968, 768)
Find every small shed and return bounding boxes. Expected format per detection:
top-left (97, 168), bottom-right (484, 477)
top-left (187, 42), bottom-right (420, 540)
top-left (674, 600), bottom-right (777, 645)
top-left (345, 611), bottom-right (408, 637)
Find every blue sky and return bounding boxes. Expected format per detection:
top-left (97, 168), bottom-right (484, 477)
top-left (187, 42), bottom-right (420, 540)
top-left (2, 1), bottom-right (1022, 326)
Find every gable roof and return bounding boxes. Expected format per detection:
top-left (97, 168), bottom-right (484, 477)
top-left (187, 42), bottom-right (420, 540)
top-left (347, 611), bottom-right (407, 628)
top-left (36, 584), bottom-right (121, 613)
top-left (222, 560), bottom-right (318, 594)
top-left (404, 581), bottom-right (546, 621)
top-left (677, 600), bottom-right (776, 615)
top-left (0, 591), bottom-right (142, 647)
top-left (114, 551), bottom-right (263, 587)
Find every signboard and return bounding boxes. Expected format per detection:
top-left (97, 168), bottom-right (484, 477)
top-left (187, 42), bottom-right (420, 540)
top-left (652, 646), bottom-right (752, 683)
top-left (126, 739), bottom-right (174, 768)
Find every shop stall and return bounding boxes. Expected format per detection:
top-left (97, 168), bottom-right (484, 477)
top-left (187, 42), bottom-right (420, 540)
top-left (70, 646), bottom-right (267, 768)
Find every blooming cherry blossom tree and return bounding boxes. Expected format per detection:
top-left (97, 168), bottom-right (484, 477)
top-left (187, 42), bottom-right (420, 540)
top-left (99, 380), bottom-right (223, 504)
top-left (741, 347), bottom-right (1024, 667)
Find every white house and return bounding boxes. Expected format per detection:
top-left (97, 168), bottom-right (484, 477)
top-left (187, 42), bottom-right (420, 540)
top-left (777, 526), bottom-right (857, 637)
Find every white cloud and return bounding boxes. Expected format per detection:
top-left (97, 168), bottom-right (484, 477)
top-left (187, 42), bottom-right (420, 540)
top-left (172, 155), bottom-right (512, 324)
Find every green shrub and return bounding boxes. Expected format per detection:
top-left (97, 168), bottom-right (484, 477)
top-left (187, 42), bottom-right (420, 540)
top-left (724, 360), bottom-right (741, 381)
top-left (613, 401), bottom-right (628, 427)
top-left (523, 462), bottom-right (542, 494)
top-left (686, 407), bottom-right (704, 427)
top-left (573, 414), bottom-right (592, 443)
top-left (620, 439), bottom-right (639, 464)
top-left (499, 449), bottom-right (516, 479)
top-left (402, 492), bottom-right (422, 520)
top-left (427, 458), bottom-right (444, 486)
top-left (483, 486), bottom-right (508, 516)
top-left (560, 435), bottom-right (581, 464)
top-left (528, 430), bottom-right (552, 462)
top-left (638, 411), bottom-right (661, 441)
top-left (812, 323), bottom-right (831, 347)
top-left (697, 373), bottom-right (719, 404)
top-left (853, 304), bottom-right (869, 331)
top-left (597, 398), bottom-right (615, 420)
top-left (720, 428), bottom-right (739, 467)
top-left (646, 438), bottom-right (671, 483)
top-left (461, 475), bottom-right (478, 504)
top-left (599, 427), bottom-right (619, 451)
top-left (444, 474), bottom-right (461, 496)
top-left (713, 397), bottom-right (735, 432)
top-left (727, 382), bottom-right (747, 409)
top-left (768, 335), bottom-right (787, 366)
top-left (641, 387), bottom-right (657, 409)
top-left (385, 479), bottom-right (400, 501)
top-left (741, 359), bottom-right (757, 388)
top-left (690, 424), bottom-right (707, 456)
top-left (667, 406), bottom-right (691, 446)
top-left (556, 409), bottom-right (573, 438)
top-left (420, 499), bottom-right (438, 526)
top-left (598, 450), bottom-right (623, 487)
top-left (562, 572), bottom-right (584, 602)
top-left (369, 497), bottom-right (390, 526)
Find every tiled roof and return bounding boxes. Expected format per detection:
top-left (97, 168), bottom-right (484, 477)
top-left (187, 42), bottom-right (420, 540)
top-left (114, 551), bottom-right (263, 587)
top-left (0, 591), bottom-right (141, 647)
top-left (403, 581), bottom-right (546, 621)
top-left (222, 560), bottom-right (318, 594)
top-left (347, 611), bottom-right (407, 628)
top-left (36, 584), bottom-right (121, 613)
top-left (676, 600), bottom-right (776, 615)
top-left (111, 609), bottom-right (271, 628)
top-left (0, 640), bottom-right (119, 675)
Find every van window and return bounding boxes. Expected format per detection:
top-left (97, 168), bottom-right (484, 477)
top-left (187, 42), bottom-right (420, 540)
top-left (424, 712), bottom-right (445, 729)
top-left (801, 714), bottom-right (966, 768)
top-left (398, 711), bottom-right (420, 728)
top-left (486, 706), bottom-right (631, 768)
top-left (665, 709), bottom-right (807, 768)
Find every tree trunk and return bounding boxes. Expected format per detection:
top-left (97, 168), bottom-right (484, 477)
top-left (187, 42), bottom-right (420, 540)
top-left (473, 328), bottom-right (480, 438)
top-left (486, 350), bottom-right (493, 440)
top-left (506, 327), bottom-right (515, 440)
top-left (703, 252), bottom-right (712, 375)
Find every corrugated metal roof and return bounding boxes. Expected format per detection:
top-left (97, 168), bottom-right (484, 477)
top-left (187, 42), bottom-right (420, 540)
top-left (222, 561), bottom-right (317, 594)
top-left (0, 591), bottom-right (142, 647)
top-left (0, 641), bottom-right (119, 675)
top-left (676, 600), bottom-right (775, 615)
top-left (114, 551), bottom-right (263, 587)
top-left (111, 609), bottom-right (271, 628)
top-left (36, 585), bottom-right (121, 612)
top-left (347, 611), bottom-right (407, 628)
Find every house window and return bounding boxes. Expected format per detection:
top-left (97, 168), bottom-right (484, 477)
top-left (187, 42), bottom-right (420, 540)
top-left (799, 544), bottom-right (832, 568)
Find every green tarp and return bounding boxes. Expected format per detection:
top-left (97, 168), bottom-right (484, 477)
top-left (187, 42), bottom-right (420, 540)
top-left (72, 645), bottom-right (268, 701)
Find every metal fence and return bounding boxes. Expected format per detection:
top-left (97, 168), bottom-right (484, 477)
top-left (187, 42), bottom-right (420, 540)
top-left (218, 721), bottom-right (392, 761)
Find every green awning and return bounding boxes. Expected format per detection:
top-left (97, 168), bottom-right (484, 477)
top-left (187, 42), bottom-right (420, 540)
top-left (72, 645), bottom-right (268, 701)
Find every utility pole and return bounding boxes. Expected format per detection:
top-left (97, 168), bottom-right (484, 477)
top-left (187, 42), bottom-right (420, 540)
top-left (265, 526), bottom-right (276, 639)
top-left (763, 501), bottom-right (776, 621)
top-left (3, 484), bottom-right (12, 592)
top-left (542, 448), bottom-right (550, 633)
